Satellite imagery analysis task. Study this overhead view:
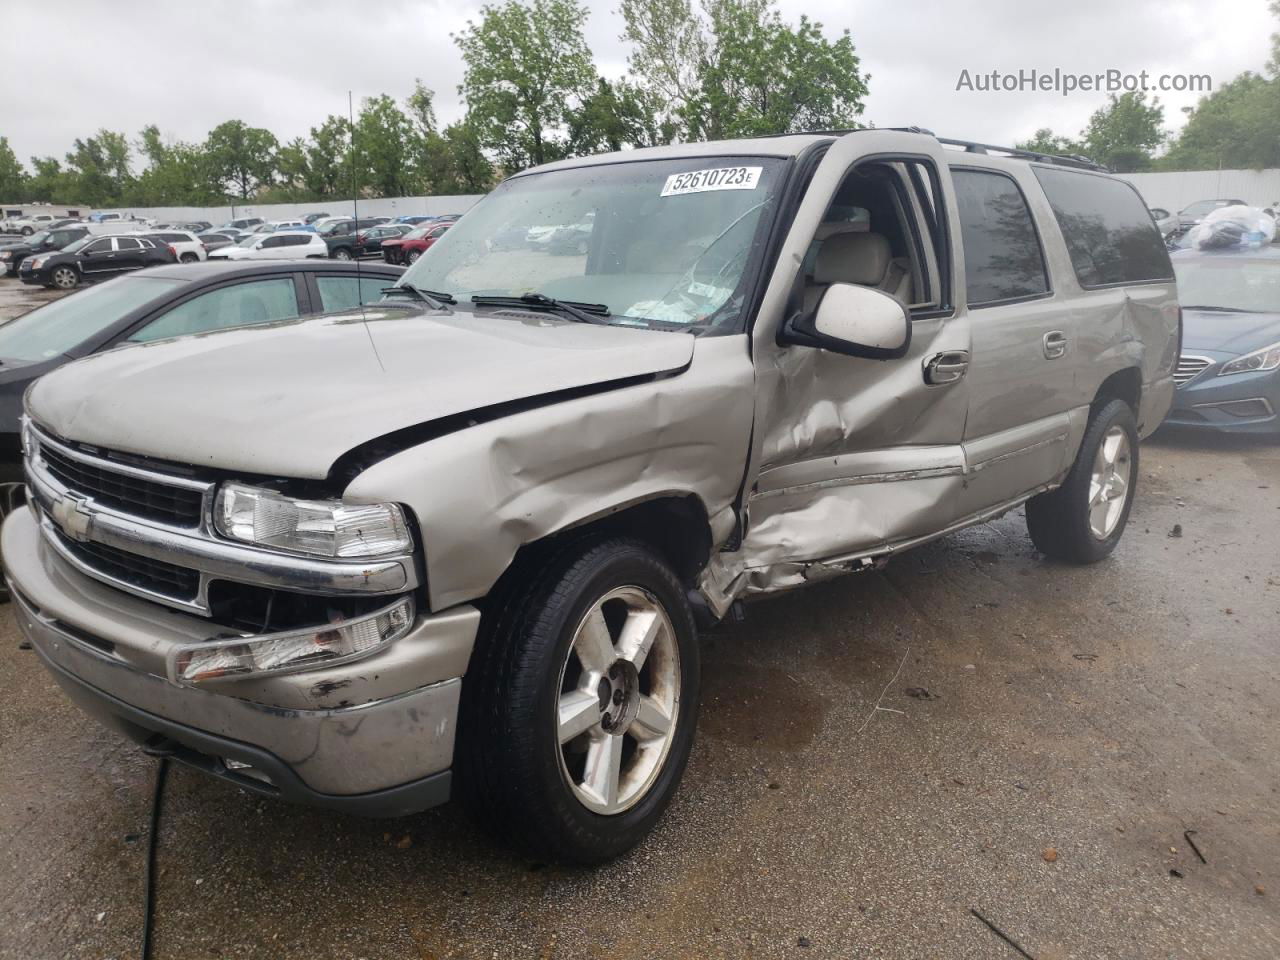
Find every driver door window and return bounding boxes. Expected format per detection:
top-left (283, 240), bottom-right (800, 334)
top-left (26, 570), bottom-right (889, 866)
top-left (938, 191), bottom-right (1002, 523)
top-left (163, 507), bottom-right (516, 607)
top-left (129, 278), bottom-right (301, 342)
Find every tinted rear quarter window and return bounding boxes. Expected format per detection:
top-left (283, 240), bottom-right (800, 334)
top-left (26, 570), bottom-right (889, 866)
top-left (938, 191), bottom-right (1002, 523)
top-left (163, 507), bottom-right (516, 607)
top-left (1033, 167), bottom-right (1173, 287)
top-left (952, 169), bottom-right (1049, 305)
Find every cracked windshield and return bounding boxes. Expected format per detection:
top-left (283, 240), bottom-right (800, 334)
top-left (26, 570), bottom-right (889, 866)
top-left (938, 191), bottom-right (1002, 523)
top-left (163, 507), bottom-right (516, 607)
top-left (398, 156), bottom-right (784, 330)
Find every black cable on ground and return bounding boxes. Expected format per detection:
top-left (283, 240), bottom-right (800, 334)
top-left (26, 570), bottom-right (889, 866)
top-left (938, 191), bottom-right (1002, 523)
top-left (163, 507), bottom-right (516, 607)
top-left (141, 758), bottom-right (170, 960)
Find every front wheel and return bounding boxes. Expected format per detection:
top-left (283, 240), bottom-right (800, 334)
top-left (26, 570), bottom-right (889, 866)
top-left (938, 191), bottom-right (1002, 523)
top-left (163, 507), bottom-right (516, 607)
top-left (406, 250), bottom-right (421, 264)
top-left (1026, 398), bottom-right (1139, 563)
top-left (50, 265), bottom-right (79, 289)
top-left (331, 247), bottom-right (352, 261)
top-left (458, 538), bottom-right (700, 864)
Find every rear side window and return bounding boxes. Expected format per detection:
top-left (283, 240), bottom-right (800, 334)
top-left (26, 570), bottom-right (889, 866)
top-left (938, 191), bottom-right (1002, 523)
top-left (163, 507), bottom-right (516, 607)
top-left (1033, 167), bottom-right (1173, 287)
top-left (130, 277), bottom-right (301, 342)
top-left (116, 238), bottom-right (142, 251)
top-left (316, 274), bottom-right (393, 312)
top-left (952, 169), bottom-right (1049, 306)
top-left (281, 234), bottom-right (310, 246)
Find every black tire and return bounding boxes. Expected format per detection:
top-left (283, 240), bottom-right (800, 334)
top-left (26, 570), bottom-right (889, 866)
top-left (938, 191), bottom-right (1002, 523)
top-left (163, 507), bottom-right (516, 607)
top-left (0, 461), bottom-right (25, 604)
top-left (1026, 398), bottom-right (1139, 563)
top-left (50, 265), bottom-right (79, 290)
top-left (457, 537), bottom-right (700, 864)
top-left (180, 253), bottom-right (198, 263)
top-left (20, 227), bottom-right (33, 236)
top-left (406, 250), bottom-right (421, 264)
top-left (332, 247), bottom-right (352, 261)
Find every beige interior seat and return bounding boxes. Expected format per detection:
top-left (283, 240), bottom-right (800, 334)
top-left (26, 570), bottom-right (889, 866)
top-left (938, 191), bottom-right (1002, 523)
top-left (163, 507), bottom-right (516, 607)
top-left (804, 232), bottom-right (912, 312)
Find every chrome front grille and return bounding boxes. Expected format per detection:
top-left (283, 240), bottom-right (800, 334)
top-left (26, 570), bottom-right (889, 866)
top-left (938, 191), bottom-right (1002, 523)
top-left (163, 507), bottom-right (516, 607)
top-left (38, 441), bottom-right (206, 528)
top-left (51, 528), bottom-right (201, 602)
top-left (22, 420), bottom-right (419, 618)
top-left (1174, 355), bottom-right (1213, 386)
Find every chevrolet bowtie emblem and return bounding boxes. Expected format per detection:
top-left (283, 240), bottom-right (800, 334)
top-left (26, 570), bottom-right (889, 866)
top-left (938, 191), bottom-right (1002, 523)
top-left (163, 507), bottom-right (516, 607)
top-left (51, 494), bottom-right (94, 542)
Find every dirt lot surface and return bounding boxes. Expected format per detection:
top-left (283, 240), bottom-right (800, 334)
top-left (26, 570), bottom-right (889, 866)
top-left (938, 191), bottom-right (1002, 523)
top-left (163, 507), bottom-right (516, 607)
top-left (0, 276), bottom-right (1276, 959)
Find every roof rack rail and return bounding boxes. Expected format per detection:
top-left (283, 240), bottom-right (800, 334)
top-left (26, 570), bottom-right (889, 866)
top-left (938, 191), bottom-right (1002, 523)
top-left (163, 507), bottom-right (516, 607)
top-left (757, 128), bottom-right (1110, 172)
top-left (934, 137), bottom-right (1109, 172)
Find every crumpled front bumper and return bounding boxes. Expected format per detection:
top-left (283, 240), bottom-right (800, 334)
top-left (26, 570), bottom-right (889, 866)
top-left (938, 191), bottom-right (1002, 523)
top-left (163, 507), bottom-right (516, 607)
top-left (4, 506), bottom-right (481, 816)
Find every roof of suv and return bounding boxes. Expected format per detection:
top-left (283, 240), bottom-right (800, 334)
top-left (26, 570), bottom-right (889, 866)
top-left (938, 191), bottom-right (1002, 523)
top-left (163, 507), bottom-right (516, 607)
top-left (522, 129), bottom-right (1110, 178)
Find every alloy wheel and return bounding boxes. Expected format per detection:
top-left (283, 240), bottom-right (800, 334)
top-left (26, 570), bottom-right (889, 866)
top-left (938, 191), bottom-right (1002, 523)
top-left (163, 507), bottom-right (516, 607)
top-left (556, 586), bottom-right (681, 815)
top-left (1088, 425), bottom-right (1131, 539)
top-left (51, 267), bottom-right (77, 289)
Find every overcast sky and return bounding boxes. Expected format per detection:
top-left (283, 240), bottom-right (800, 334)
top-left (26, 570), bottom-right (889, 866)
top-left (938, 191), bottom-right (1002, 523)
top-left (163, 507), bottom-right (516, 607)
top-left (2, 0), bottom-right (1274, 166)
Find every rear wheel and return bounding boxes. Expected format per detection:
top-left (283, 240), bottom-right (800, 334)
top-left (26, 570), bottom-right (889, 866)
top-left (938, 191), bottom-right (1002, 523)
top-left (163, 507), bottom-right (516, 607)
top-left (459, 538), bottom-right (700, 864)
top-left (180, 253), bottom-right (198, 263)
top-left (50, 265), bottom-right (79, 289)
top-left (1026, 398), bottom-right (1139, 563)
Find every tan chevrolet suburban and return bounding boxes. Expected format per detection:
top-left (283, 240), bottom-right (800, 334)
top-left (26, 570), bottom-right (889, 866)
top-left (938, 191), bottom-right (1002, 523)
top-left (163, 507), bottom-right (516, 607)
top-left (5, 129), bottom-right (1178, 863)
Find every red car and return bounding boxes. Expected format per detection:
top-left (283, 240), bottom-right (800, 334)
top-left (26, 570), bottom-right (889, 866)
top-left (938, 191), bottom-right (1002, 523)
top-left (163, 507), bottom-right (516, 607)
top-left (382, 221), bottom-right (452, 265)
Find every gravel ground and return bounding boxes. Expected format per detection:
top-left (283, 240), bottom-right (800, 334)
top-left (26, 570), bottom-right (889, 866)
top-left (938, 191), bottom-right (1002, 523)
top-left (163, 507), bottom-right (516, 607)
top-left (0, 276), bottom-right (1276, 959)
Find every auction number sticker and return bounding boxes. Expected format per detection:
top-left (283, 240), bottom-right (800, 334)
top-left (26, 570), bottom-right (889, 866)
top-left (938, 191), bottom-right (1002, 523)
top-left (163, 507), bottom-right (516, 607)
top-left (661, 166), bottom-right (762, 197)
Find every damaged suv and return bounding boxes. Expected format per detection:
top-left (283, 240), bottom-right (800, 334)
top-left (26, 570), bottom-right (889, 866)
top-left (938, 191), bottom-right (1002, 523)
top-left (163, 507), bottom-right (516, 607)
top-left (6, 130), bottom-right (1178, 863)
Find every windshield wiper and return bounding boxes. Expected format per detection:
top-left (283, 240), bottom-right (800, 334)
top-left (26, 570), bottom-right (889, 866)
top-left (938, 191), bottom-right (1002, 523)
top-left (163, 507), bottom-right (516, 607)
top-left (471, 293), bottom-right (610, 325)
top-left (1181, 304), bottom-right (1255, 313)
top-left (381, 282), bottom-right (455, 310)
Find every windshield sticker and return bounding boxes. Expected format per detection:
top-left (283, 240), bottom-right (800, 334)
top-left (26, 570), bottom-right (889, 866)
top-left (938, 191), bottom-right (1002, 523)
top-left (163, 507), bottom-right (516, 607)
top-left (661, 166), bottom-right (762, 198)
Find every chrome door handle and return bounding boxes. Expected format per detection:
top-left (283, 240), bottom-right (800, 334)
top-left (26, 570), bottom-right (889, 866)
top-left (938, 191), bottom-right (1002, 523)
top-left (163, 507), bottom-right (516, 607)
top-left (1043, 331), bottom-right (1068, 359)
top-left (923, 350), bottom-right (969, 385)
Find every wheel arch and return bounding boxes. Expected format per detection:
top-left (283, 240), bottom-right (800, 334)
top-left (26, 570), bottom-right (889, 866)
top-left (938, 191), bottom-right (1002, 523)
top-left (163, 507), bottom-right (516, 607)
top-left (1092, 366), bottom-right (1141, 417)
top-left (501, 493), bottom-right (714, 594)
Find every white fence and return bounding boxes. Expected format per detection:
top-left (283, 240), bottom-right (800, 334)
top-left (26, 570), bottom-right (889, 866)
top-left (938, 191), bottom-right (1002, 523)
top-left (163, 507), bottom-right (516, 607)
top-left (1123, 169), bottom-right (1280, 212)
top-left (1, 194), bottom-right (485, 225)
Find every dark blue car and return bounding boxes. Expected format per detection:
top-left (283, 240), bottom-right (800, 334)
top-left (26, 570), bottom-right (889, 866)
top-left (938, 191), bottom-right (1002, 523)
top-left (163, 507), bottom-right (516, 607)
top-left (1167, 246), bottom-right (1280, 434)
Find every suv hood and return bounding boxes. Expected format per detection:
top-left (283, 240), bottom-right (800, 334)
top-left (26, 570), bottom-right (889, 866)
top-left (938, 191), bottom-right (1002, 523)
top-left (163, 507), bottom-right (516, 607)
top-left (27, 305), bottom-right (694, 481)
top-left (1181, 309), bottom-right (1280, 354)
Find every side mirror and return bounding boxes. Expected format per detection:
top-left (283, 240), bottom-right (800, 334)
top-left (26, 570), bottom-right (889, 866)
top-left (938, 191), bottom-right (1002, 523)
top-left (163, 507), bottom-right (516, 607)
top-left (779, 282), bottom-right (911, 360)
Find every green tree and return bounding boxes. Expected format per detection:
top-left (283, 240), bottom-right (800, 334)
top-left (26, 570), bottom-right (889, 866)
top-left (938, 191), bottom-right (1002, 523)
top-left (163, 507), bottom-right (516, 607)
top-left (1079, 91), bottom-right (1165, 172)
top-left (567, 77), bottom-right (671, 154)
top-left (423, 120), bottom-right (497, 194)
top-left (618, 0), bottom-right (706, 132)
top-left (64, 130), bottom-right (133, 205)
top-left (1162, 73), bottom-right (1280, 171)
top-left (354, 94), bottom-right (417, 197)
top-left (620, 0), bottom-right (868, 140)
top-left (26, 157), bottom-right (68, 202)
top-left (1014, 128), bottom-right (1083, 157)
top-left (454, 0), bottom-right (596, 170)
top-left (204, 120), bottom-right (278, 199)
top-left (260, 137), bottom-right (319, 202)
top-left (1270, 0), bottom-right (1280, 76)
top-left (128, 125), bottom-right (216, 205)
top-left (0, 137), bottom-right (26, 200)
top-left (304, 116), bottom-right (352, 198)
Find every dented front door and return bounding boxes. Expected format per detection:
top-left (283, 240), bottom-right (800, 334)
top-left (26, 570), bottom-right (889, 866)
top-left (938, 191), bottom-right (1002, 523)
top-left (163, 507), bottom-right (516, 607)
top-left (712, 131), bottom-right (972, 599)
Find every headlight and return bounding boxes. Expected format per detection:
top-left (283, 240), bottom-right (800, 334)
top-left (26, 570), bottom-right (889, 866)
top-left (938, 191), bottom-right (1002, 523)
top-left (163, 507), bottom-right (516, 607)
top-left (27, 256), bottom-right (45, 269)
top-left (168, 595), bottom-right (414, 685)
top-left (214, 482), bottom-right (412, 558)
top-left (0, 251), bottom-right (11, 260)
top-left (1219, 341), bottom-right (1280, 377)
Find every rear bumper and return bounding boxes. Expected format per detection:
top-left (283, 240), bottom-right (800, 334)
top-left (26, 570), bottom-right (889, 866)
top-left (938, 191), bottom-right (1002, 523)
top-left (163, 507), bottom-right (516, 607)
top-left (4, 505), bottom-right (480, 816)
